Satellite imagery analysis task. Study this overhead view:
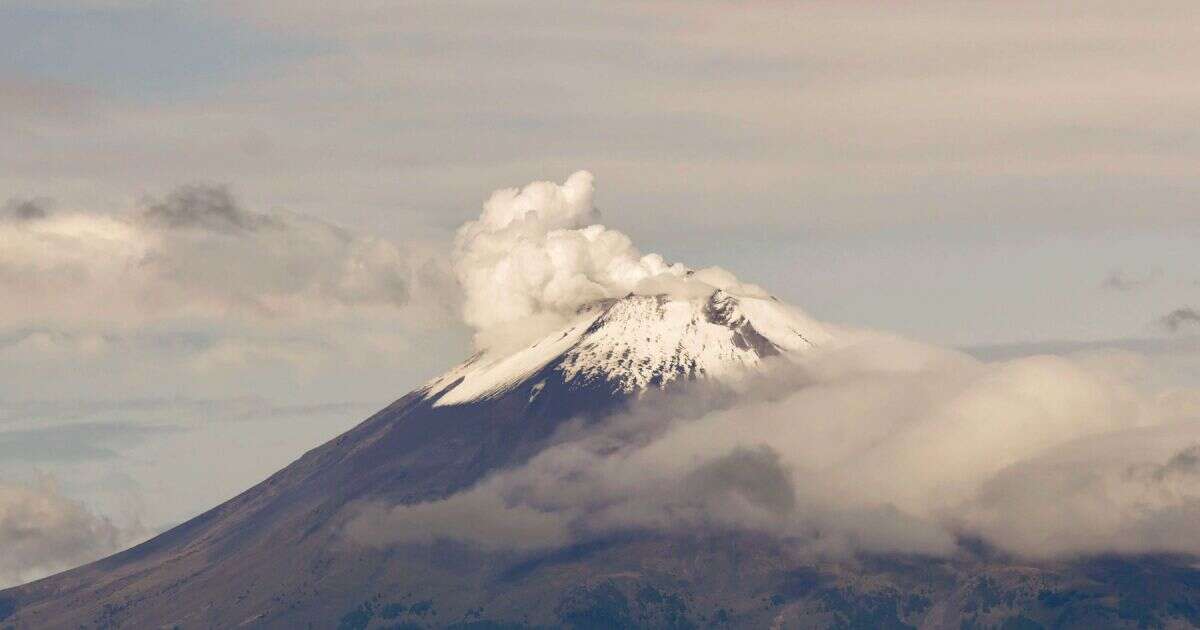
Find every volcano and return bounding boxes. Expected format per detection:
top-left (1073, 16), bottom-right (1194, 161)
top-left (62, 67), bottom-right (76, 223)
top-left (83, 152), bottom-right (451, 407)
top-left (4, 290), bottom-right (1200, 629)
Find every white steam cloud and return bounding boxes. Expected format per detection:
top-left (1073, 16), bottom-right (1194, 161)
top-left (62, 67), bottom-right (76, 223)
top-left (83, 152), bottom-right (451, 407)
top-left (453, 170), bottom-right (767, 351)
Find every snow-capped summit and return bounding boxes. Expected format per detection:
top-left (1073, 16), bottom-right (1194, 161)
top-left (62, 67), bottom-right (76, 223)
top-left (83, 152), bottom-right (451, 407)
top-left (423, 289), bottom-right (831, 407)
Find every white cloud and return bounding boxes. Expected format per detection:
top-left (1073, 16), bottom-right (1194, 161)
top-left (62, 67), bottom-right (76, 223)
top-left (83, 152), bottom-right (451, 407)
top-left (963, 435), bottom-right (1200, 557)
top-left (349, 330), bottom-right (1200, 559)
top-left (453, 171), bottom-right (769, 351)
top-left (0, 476), bottom-right (139, 588)
top-left (0, 184), bottom-right (446, 327)
top-left (0, 184), bottom-right (465, 403)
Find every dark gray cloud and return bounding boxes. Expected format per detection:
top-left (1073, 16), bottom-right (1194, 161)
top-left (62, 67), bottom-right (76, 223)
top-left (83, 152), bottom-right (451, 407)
top-left (1162, 307), bottom-right (1200, 333)
top-left (141, 184), bottom-right (267, 232)
top-left (1157, 444), bottom-right (1200, 480)
top-left (3, 197), bottom-right (50, 221)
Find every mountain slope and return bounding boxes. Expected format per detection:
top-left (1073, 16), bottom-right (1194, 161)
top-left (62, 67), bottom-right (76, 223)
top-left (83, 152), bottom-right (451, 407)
top-left (4, 291), bottom-right (1200, 629)
top-left (0, 290), bottom-right (828, 628)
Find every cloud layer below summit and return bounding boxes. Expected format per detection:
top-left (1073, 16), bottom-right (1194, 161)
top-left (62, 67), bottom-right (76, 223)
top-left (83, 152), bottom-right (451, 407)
top-left (353, 330), bottom-right (1200, 559)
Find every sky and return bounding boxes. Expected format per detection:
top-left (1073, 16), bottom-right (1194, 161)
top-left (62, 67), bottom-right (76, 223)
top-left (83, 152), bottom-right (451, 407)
top-left (2, 0), bottom-right (1200, 586)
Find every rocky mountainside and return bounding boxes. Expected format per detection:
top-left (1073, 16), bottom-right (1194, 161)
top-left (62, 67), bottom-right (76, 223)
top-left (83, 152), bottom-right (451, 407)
top-left (3, 291), bottom-right (1200, 629)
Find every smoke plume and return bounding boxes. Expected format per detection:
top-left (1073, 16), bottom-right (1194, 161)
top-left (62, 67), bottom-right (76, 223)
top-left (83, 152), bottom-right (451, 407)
top-left (453, 170), bottom-right (767, 351)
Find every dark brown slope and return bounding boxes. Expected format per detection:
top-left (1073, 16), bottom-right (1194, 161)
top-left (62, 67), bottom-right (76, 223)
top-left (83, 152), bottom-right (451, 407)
top-left (0, 358), bottom-right (629, 629)
top-left (0, 292), bottom-right (799, 629)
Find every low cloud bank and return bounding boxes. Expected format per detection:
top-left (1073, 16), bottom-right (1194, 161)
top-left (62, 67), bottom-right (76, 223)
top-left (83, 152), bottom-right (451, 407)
top-left (350, 330), bottom-right (1200, 560)
top-left (0, 185), bottom-right (464, 402)
top-left (0, 477), bottom-right (142, 588)
top-left (1, 184), bottom-right (453, 327)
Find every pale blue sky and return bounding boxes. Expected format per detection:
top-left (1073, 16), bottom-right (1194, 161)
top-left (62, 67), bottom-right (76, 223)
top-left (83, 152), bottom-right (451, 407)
top-left (0, 3), bottom-right (319, 99)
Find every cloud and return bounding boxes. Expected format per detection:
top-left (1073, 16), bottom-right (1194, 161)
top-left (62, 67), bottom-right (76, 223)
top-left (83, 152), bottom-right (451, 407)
top-left (0, 179), bottom-right (470, 483)
top-left (1161, 307), bottom-right (1200, 333)
top-left (9, 1), bottom-right (1200, 247)
top-left (964, 335), bottom-right (1200, 361)
top-left (3, 198), bottom-right (51, 222)
top-left (0, 183), bottom-right (453, 328)
top-left (0, 164), bottom-right (1195, 585)
top-left (132, 183), bottom-right (422, 315)
top-left (0, 184), bottom-right (462, 401)
top-left (453, 171), bottom-right (768, 351)
top-left (0, 476), bottom-right (141, 588)
top-left (347, 328), bottom-right (1200, 560)
top-left (961, 432), bottom-right (1200, 557)
top-left (1100, 268), bottom-right (1161, 292)
top-left (141, 184), bottom-right (266, 232)
top-left (347, 490), bottom-right (571, 552)
top-left (0, 394), bottom-right (383, 569)
top-left (0, 396), bottom-right (369, 428)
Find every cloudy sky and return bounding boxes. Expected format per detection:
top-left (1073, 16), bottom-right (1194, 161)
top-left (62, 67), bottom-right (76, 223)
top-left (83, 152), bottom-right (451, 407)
top-left (3, 0), bottom-right (1200, 585)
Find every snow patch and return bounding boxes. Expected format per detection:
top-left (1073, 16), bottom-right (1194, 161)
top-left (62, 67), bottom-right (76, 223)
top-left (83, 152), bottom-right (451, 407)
top-left (424, 291), bottom-right (830, 407)
top-left (425, 311), bottom-right (600, 406)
